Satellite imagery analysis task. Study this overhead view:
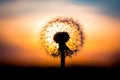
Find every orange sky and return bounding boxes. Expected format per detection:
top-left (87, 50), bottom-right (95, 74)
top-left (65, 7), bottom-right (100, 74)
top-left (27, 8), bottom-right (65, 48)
top-left (0, 1), bottom-right (120, 67)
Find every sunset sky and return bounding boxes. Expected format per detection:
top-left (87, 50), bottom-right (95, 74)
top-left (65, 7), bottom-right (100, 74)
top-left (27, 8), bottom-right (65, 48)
top-left (0, 0), bottom-right (120, 67)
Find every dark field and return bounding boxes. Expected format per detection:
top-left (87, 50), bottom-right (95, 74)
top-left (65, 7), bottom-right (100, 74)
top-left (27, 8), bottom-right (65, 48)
top-left (0, 64), bottom-right (120, 80)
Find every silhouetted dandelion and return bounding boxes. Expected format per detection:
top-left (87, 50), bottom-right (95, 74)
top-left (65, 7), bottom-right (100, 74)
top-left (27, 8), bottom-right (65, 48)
top-left (40, 17), bottom-right (84, 68)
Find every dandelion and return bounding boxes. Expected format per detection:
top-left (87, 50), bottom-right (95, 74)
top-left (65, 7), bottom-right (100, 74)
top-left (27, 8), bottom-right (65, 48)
top-left (40, 17), bottom-right (84, 68)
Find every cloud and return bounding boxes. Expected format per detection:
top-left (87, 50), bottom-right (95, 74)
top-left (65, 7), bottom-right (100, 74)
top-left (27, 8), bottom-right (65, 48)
top-left (0, 1), bottom-right (47, 19)
top-left (0, 39), bottom-right (23, 58)
top-left (0, 0), bottom-right (100, 19)
top-left (69, 0), bottom-right (120, 19)
top-left (0, 0), bottom-right (15, 4)
top-left (68, 50), bottom-right (120, 67)
top-left (1, 0), bottom-right (120, 20)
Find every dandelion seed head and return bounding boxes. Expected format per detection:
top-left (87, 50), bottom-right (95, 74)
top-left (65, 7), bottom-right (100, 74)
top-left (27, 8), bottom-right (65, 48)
top-left (40, 17), bottom-right (84, 57)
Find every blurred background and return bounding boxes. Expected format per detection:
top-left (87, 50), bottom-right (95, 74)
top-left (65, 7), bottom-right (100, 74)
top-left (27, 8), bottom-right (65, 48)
top-left (0, 0), bottom-right (120, 68)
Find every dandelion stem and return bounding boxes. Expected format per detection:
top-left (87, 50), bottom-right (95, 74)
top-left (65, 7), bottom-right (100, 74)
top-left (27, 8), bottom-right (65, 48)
top-left (61, 49), bottom-right (65, 69)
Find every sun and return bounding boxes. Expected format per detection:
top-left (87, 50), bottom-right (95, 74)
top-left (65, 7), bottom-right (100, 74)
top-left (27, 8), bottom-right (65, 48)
top-left (40, 17), bottom-right (84, 57)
